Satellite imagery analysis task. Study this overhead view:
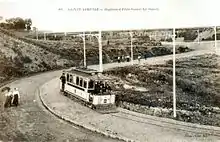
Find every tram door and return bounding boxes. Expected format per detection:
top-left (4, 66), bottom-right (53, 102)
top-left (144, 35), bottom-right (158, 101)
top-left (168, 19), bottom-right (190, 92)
top-left (88, 80), bottom-right (94, 103)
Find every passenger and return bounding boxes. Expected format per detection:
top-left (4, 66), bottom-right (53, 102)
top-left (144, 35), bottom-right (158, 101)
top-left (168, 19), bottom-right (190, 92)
top-left (122, 55), bottom-right (125, 62)
top-left (138, 55), bottom-right (141, 63)
top-left (60, 73), bottom-right (66, 92)
top-left (4, 88), bottom-right (13, 108)
top-left (117, 56), bottom-right (120, 63)
top-left (101, 82), bottom-right (106, 92)
top-left (106, 84), bottom-right (112, 92)
top-left (120, 56), bottom-right (123, 62)
top-left (94, 82), bottom-right (99, 94)
top-left (12, 88), bottom-right (20, 107)
top-left (96, 82), bottom-right (101, 94)
top-left (126, 56), bottom-right (130, 62)
top-left (100, 84), bottom-right (103, 93)
top-left (99, 81), bottom-right (103, 93)
top-left (103, 83), bottom-right (107, 92)
top-left (144, 54), bottom-right (147, 60)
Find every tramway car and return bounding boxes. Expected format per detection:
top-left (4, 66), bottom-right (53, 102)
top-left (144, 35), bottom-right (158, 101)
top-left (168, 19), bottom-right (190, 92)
top-left (59, 67), bottom-right (117, 113)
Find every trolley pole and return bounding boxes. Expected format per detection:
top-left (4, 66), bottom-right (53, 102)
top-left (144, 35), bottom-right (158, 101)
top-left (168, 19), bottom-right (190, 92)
top-left (98, 30), bottom-right (103, 72)
top-left (173, 28), bottom-right (176, 118)
top-left (129, 32), bottom-right (133, 65)
top-left (83, 32), bottom-right (86, 68)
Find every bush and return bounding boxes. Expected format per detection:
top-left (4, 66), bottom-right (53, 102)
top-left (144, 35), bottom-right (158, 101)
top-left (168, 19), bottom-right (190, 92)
top-left (178, 46), bottom-right (189, 53)
top-left (21, 56), bottom-right (32, 63)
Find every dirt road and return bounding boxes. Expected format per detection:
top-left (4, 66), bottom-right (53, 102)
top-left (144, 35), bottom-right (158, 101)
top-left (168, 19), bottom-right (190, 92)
top-left (0, 71), bottom-right (123, 142)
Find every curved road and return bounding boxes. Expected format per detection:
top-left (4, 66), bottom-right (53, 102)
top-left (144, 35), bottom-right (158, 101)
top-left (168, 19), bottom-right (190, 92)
top-left (0, 71), bottom-right (123, 142)
top-left (0, 46), bottom-right (216, 142)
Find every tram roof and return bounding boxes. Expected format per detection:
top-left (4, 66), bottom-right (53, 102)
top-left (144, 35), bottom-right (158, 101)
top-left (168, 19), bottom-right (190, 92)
top-left (64, 68), bottom-right (112, 81)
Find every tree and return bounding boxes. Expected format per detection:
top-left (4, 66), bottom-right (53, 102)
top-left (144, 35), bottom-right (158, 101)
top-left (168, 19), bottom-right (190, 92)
top-left (14, 17), bottom-right (26, 30)
top-left (1, 17), bottom-right (32, 31)
top-left (4, 17), bottom-right (25, 30)
top-left (25, 18), bottom-right (32, 31)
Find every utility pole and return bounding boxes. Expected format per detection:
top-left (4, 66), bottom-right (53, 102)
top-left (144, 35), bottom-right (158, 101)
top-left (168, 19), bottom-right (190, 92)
top-left (36, 28), bottom-right (38, 40)
top-left (173, 27), bottom-right (176, 118)
top-left (98, 30), bottom-right (103, 72)
top-left (83, 32), bottom-right (86, 68)
top-left (129, 32), bottom-right (133, 65)
top-left (214, 26), bottom-right (217, 51)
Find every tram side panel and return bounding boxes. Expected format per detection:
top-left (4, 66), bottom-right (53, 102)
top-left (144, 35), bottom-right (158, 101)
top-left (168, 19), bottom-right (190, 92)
top-left (65, 83), bottom-right (90, 102)
top-left (93, 95), bottom-right (115, 105)
top-left (60, 81), bottom-right (116, 105)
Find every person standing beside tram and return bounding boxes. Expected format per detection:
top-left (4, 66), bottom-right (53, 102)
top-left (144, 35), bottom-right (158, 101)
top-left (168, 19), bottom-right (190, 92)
top-left (60, 73), bottom-right (66, 92)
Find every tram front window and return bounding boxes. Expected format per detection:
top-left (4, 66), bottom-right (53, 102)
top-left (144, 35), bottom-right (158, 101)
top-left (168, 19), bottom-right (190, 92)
top-left (76, 77), bottom-right (79, 85)
top-left (94, 81), bottom-right (111, 94)
top-left (84, 81), bottom-right (87, 88)
top-left (69, 75), bottom-right (73, 83)
top-left (88, 80), bottom-right (94, 89)
top-left (67, 74), bottom-right (69, 82)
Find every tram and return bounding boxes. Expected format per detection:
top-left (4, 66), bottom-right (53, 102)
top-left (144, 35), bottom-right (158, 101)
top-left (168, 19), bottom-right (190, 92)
top-left (59, 67), bottom-right (117, 113)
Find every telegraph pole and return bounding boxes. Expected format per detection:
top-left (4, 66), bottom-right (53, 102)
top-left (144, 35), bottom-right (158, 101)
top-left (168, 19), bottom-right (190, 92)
top-left (98, 30), bottom-right (103, 72)
top-left (129, 32), bottom-right (133, 65)
top-left (173, 28), bottom-right (176, 118)
top-left (36, 28), bottom-right (38, 40)
top-left (83, 32), bottom-right (86, 67)
top-left (214, 26), bottom-right (217, 51)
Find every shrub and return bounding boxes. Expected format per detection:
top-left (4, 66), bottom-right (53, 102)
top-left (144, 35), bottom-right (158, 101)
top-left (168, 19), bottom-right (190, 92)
top-left (21, 56), bottom-right (32, 63)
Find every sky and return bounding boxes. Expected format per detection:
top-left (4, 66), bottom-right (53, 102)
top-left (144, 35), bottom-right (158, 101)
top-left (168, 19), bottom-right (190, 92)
top-left (0, 0), bottom-right (220, 32)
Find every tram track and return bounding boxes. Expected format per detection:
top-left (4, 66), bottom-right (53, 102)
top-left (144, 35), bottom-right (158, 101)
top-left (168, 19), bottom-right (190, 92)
top-left (111, 110), bottom-right (220, 137)
top-left (63, 86), bottom-right (220, 137)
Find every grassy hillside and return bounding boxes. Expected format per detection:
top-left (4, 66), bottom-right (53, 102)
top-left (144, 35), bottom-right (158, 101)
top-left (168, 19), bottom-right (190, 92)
top-left (105, 54), bottom-right (220, 126)
top-left (0, 28), bottom-right (191, 85)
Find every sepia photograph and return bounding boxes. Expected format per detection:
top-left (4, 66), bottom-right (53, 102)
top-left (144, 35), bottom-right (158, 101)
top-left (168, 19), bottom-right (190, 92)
top-left (1, 0), bottom-right (220, 142)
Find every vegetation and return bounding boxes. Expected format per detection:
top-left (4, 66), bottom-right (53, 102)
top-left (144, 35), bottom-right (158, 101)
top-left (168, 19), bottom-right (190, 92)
top-left (105, 54), bottom-right (220, 126)
top-left (0, 17), bottom-right (32, 31)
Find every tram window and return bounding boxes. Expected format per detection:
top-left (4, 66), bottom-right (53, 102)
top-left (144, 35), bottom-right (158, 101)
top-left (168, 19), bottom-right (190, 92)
top-left (69, 75), bottom-right (73, 83)
top-left (73, 75), bottom-right (76, 84)
top-left (67, 74), bottom-right (69, 82)
top-left (88, 80), bottom-right (94, 88)
top-left (84, 81), bottom-right (87, 88)
top-left (76, 76), bottom-right (79, 85)
top-left (80, 78), bottom-right (83, 87)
